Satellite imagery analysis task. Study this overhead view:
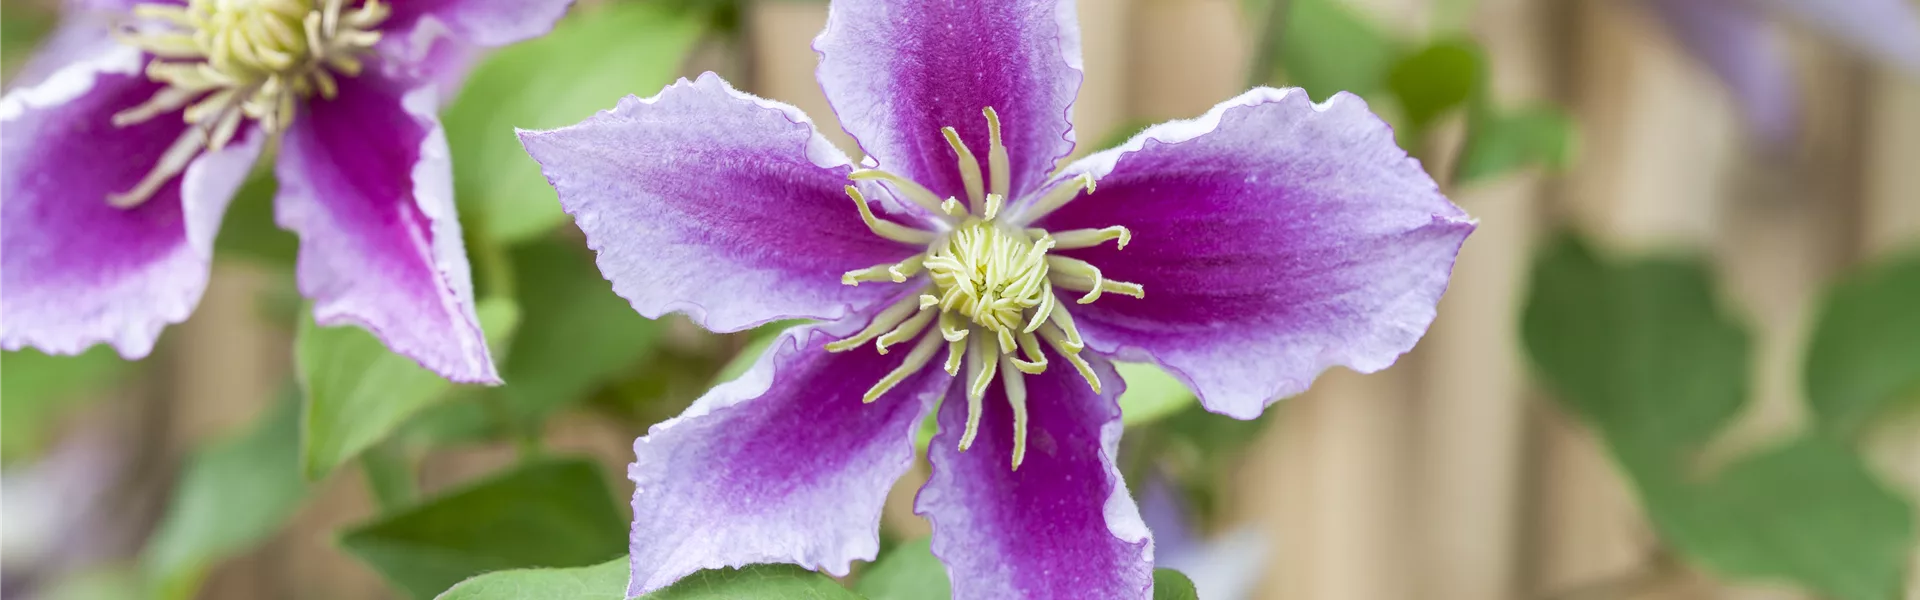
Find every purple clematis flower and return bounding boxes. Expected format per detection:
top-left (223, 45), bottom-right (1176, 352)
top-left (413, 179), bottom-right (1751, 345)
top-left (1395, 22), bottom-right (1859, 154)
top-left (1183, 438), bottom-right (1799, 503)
top-left (518, 0), bottom-right (1471, 596)
top-left (1643, 0), bottom-right (1920, 141)
top-left (0, 0), bottom-right (573, 382)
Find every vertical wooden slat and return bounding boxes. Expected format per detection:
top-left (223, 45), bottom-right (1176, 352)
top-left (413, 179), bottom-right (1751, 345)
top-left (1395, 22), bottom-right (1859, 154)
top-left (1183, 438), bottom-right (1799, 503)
top-left (1858, 68), bottom-right (1920, 600)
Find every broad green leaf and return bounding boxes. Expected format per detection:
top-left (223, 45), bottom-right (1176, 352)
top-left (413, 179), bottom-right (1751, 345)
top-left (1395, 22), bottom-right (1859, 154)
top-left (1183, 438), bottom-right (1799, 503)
top-left (341, 458), bottom-right (626, 599)
top-left (1520, 234), bottom-right (1747, 455)
top-left (436, 558), bottom-right (627, 600)
top-left (212, 171), bottom-right (298, 267)
top-left (1151, 569), bottom-right (1199, 600)
top-left (496, 240), bottom-right (666, 425)
top-left (1117, 362), bottom-right (1194, 427)
top-left (1520, 231), bottom-right (1915, 599)
top-left (854, 537), bottom-right (949, 600)
top-left (444, 2), bottom-right (704, 243)
top-left (298, 299), bottom-right (520, 479)
top-left (1384, 39), bottom-right (1484, 133)
top-left (1647, 437), bottom-right (1913, 600)
top-left (1278, 0), bottom-right (1399, 99)
top-left (1, 347), bottom-right (131, 461)
top-left (142, 393), bottom-right (308, 600)
top-left (643, 565), bottom-right (860, 599)
top-left (1804, 250), bottom-right (1920, 437)
top-left (1453, 104), bottom-right (1576, 184)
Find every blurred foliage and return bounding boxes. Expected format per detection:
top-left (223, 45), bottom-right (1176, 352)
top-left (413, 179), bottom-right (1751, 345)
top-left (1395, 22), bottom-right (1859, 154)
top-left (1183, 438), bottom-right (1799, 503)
top-left (434, 557), bottom-right (628, 600)
top-left (1522, 232), bottom-right (1915, 600)
top-left (855, 537), bottom-right (950, 600)
top-left (1385, 38), bottom-right (1483, 135)
top-left (1804, 249), bottom-right (1920, 438)
top-left (342, 457), bottom-right (626, 599)
top-left (494, 240), bottom-right (666, 427)
top-left (1276, 0), bottom-right (1398, 99)
top-left (296, 299), bottom-right (520, 479)
top-left (141, 392), bottom-right (307, 600)
top-left (1151, 569), bottom-right (1200, 600)
top-left (444, 1), bottom-right (703, 243)
top-left (0, 347), bottom-right (132, 462)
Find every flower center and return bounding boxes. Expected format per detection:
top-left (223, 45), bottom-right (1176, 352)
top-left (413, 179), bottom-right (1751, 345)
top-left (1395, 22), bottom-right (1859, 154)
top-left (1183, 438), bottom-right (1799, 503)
top-left (826, 107), bottom-right (1143, 469)
top-left (107, 0), bottom-right (389, 208)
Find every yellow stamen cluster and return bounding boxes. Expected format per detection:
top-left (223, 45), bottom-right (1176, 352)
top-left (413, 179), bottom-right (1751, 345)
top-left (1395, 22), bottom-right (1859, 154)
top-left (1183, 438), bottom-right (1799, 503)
top-left (109, 0), bottom-right (388, 208)
top-left (828, 107), bottom-right (1144, 470)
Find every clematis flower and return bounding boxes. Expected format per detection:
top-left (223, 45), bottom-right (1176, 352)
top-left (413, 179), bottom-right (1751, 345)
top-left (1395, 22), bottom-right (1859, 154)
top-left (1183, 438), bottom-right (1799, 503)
top-left (518, 0), bottom-right (1471, 596)
top-left (1, 0), bottom-right (574, 382)
top-left (1642, 0), bottom-right (1920, 141)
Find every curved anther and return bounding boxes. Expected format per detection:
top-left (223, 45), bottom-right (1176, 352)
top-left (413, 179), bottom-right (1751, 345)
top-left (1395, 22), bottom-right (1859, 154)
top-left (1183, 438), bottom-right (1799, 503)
top-left (825, 292), bottom-right (926, 352)
top-left (1045, 226), bottom-right (1132, 250)
top-left (846, 185), bottom-right (936, 245)
top-left (958, 333), bottom-right (999, 451)
top-left (861, 330), bottom-right (946, 404)
top-left (850, 169), bottom-right (957, 222)
top-left (942, 126), bottom-right (986, 209)
top-left (842, 255), bottom-right (925, 286)
top-left (983, 107), bottom-right (1010, 199)
top-left (875, 307), bottom-right (938, 354)
top-left (1038, 322), bottom-right (1101, 393)
top-left (1011, 330), bottom-right (1048, 374)
top-left (1016, 172), bottom-right (1095, 223)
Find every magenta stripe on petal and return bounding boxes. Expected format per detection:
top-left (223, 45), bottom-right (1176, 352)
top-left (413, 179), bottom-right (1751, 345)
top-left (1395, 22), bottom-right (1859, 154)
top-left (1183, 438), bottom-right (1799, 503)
top-left (1033, 88), bottom-right (1473, 420)
top-left (275, 68), bottom-right (497, 383)
top-left (626, 321), bottom-right (949, 596)
top-left (2, 47), bottom-right (261, 358)
top-left (916, 351), bottom-right (1154, 600)
top-left (815, 0), bottom-right (1083, 202)
top-left (519, 73), bottom-right (923, 334)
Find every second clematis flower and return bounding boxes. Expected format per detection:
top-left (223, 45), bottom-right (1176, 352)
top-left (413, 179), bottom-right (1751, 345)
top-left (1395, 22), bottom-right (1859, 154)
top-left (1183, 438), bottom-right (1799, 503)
top-left (1, 0), bottom-right (574, 382)
top-left (519, 0), bottom-right (1472, 596)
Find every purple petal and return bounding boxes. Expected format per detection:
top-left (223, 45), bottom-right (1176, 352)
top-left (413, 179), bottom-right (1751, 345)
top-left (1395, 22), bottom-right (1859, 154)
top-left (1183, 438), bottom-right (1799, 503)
top-left (1754, 0), bottom-right (1920, 73)
top-left (1645, 0), bottom-right (1798, 141)
top-left (380, 0), bottom-right (572, 54)
top-left (1028, 88), bottom-right (1474, 420)
top-left (916, 352), bottom-right (1153, 599)
top-left (625, 321), bottom-right (949, 596)
top-left (2, 48), bottom-right (261, 358)
top-left (815, 0), bottom-right (1083, 201)
top-left (518, 73), bottom-right (923, 333)
top-left (274, 68), bottom-right (497, 383)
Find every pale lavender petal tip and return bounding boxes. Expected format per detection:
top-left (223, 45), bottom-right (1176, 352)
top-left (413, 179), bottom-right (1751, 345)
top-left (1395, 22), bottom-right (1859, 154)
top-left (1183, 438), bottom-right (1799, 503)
top-left (625, 322), bottom-right (949, 596)
top-left (1033, 87), bottom-right (1474, 420)
top-left (916, 352), bottom-right (1153, 599)
top-left (518, 72), bottom-right (921, 335)
top-left (275, 72), bottom-right (498, 384)
top-left (2, 48), bottom-right (261, 358)
top-left (815, 0), bottom-right (1083, 202)
top-left (1645, 0), bottom-right (1798, 142)
top-left (383, 0), bottom-right (574, 50)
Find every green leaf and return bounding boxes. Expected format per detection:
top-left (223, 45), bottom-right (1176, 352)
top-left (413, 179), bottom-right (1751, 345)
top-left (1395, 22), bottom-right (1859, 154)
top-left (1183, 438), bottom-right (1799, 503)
top-left (1648, 437), bottom-right (1914, 600)
top-left (1279, 0), bottom-right (1399, 99)
top-left (212, 170), bottom-right (298, 267)
top-left (444, 1), bottom-right (704, 243)
top-left (0, 347), bottom-right (131, 461)
top-left (642, 565), bottom-right (861, 599)
top-left (1384, 38), bottom-right (1484, 133)
top-left (1453, 104), bottom-right (1576, 184)
top-left (1117, 362), bottom-right (1194, 427)
top-left (341, 457), bottom-right (626, 599)
top-left (142, 392), bottom-right (309, 600)
top-left (298, 299), bottom-right (520, 479)
top-left (1804, 249), bottom-right (1920, 437)
top-left (1151, 569), bottom-right (1199, 600)
top-left (436, 558), bottom-right (627, 600)
top-left (496, 240), bottom-right (666, 425)
top-left (1520, 231), bottom-right (1915, 599)
top-left (854, 537), bottom-right (949, 600)
top-left (1520, 234), bottom-right (1747, 455)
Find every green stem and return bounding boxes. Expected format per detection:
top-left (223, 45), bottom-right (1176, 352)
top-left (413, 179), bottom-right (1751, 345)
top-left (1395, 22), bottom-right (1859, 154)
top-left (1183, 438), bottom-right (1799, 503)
top-left (1246, 0), bottom-right (1294, 88)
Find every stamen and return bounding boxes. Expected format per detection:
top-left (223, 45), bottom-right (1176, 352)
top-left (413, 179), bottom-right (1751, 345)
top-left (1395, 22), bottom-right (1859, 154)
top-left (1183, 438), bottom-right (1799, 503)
top-left (957, 333), bottom-right (999, 451)
top-left (850, 170), bottom-right (957, 222)
top-left (941, 126), bottom-right (986, 210)
top-left (107, 128), bottom-right (207, 208)
top-left (1043, 306), bottom-right (1085, 352)
top-left (939, 196), bottom-right (966, 217)
top-left (1044, 226), bottom-right (1132, 250)
top-left (999, 354), bottom-right (1030, 470)
top-left (875, 307), bottom-right (937, 354)
top-left (1039, 323), bottom-right (1102, 393)
top-left (1018, 173), bottom-right (1096, 223)
top-left (1011, 330), bottom-right (1048, 374)
top-left (944, 337), bottom-right (967, 375)
top-left (845, 185), bottom-right (936, 245)
top-left (983, 107), bottom-right (1010, 200)
top-left (825, 292), bottom-right (926, 352)
top-left (862, 330), bottom-right (946, 404)
top-left (842, 255), bottom-right (925, 285)
top-left (982, 193), bottom-right (1005, 221)
top-left (1047, 255), bottom-right (1145, 303)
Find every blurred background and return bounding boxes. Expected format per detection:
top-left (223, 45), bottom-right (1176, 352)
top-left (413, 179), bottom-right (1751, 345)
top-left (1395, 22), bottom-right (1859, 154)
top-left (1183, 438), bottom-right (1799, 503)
top-left (3, 0), bottom-right (1918, 598)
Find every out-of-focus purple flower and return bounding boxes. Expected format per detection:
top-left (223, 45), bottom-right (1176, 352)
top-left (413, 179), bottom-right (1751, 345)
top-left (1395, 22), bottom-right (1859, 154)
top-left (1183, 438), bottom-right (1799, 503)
top-left (1139, 477), bottom-right (1268, 600)
top-left (1643, 0), bottom-right (1920, 141)
top-left (1, 0), bottom-right (574, 383)
top-left (518, 0), bottom-right (1472, 596)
